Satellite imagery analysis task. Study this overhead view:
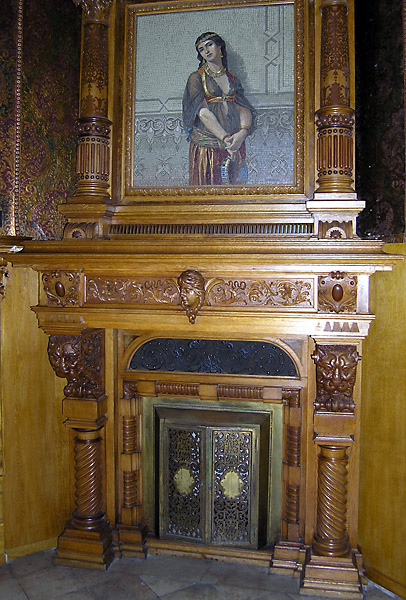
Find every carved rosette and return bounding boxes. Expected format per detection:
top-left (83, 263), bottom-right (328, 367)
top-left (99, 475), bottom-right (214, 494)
top-left (318, 271), bottom-right (357, 313)
top-left (313, 445), bottom-right (350, 557)
top-left (47, 330), bottom-right (104, 399)
top-left (42, 271), bottom-right (80, 307)
top-left (316, 0), bottom-right (354, 193)
top-left (312, 344), bottom-right (360, 413)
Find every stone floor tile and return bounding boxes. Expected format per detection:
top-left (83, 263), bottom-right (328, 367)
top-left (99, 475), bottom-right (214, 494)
top-left (9, 550), bottom-right (54, 578)
top-left (215, 582), bottom-right (274, 599)
top-left (111, 554), bottom-right (211, 581)
top-left (366, 585), bottom-right (401, 600)
top-left (201, 561), bottom-right (297, 593)
top-left (49, 590), bottom-right (96, 600)
top-left (19, 565), bottom-right (83, 599)
top-left (140, 574), bottom-right (198, 596)
top-left (162, 582), bottom-right (229, 599)
top-left (0, 562), bottom-right (14, 582)
top-left (87, 572), bottom-right (159, 600)
top-left (72, 565), bottom-right (115, 586)
top-left (0, 577), bottom-right (29, 600)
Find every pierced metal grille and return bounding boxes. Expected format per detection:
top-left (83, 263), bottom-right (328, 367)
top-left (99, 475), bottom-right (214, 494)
top-left (211, 430), bottom-right (254, 545)
top-left (109, 223), bottom-right (313, 237)
top-left (159, 411), bottom-right (260, 548)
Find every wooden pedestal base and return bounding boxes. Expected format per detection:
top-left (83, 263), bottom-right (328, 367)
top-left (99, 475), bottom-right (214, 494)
top-left (53, 521), bottom-right (115, 570)
top-left (271, 541), bottom-right (309, 577)
top-left (300, 550), bottom-right (366, 599)
top-left (147, 538), bottom-right (272, 567)
top-left (115, 523), bottom-right (148, 558)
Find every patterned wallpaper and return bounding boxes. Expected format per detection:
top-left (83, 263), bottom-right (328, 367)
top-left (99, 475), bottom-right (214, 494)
top-left (0, 0), bottom-right (80, 239)
top-left (355, 0), bottom-right (405, 240)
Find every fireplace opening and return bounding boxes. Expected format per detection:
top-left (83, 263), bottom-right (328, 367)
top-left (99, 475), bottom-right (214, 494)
top-left (141, 398), bottom-right (283, 552)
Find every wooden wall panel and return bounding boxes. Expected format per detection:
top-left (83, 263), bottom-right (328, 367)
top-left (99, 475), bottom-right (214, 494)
top-left (359, 243), bottom-right (406, 598)
top-left (1, 266), bottom-right (71, 558)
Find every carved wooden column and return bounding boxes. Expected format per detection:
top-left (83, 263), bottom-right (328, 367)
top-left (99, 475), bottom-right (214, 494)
top-left (313, 444), bottom-right (350, 557)
top-left (115, 381), bottom-right (148, 557)
top-left (308, 0), bottom-right (363, 239)
top-left (301, 343), bottom-right (363, 597)
top-left (272, 388), bottom-right (306, 575)
top-left (316, 0), bottom-right (354, 194)
top-left (48, 329), bottom-right (114, 569)
top-left (61, 0), bottom-right (113, 240)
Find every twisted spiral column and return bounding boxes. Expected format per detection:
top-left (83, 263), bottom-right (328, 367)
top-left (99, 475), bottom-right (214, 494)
top-left (313, 445), bottom-right (350, 557)
top-left (71, 429), bottom-right (105, 530)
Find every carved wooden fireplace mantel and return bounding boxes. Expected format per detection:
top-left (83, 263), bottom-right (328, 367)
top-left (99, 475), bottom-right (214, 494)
top-left (6, 237), bottom-right (400, 597)
top-left (1, 0), bottom-right (403, 598)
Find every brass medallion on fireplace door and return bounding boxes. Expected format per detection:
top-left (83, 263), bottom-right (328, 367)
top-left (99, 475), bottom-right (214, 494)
top-left (158, 407), bottom-right (271, 549)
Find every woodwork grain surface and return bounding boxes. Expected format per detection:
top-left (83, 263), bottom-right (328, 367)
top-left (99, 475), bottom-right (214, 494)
top-left (359, 243), bottom-right (406, 598)
top-left (1, 267), bottom-right (71, 554)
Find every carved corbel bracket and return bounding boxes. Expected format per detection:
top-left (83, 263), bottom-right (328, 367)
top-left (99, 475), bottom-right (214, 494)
top-left (312, 344), bottom-right (360, 413)
top-left (47, 329), bottom-right (104, 399)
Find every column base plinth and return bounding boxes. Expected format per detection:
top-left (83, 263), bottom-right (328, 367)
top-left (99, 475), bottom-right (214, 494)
top-left (300, 549), bottom-right (366, 599)
top-left (53, 520), bottom-right (115, 570)
top-left (115, 522), bottom-right (148, 558)
top-left (271, 541), bottom-right (309, 577)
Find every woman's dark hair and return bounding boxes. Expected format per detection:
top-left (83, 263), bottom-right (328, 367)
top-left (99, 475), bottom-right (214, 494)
top-left (195, 32), bottom-right (228, 68)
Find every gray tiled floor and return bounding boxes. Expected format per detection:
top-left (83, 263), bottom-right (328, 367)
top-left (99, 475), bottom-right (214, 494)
top-left (0, 549), bottom-right (396, 600)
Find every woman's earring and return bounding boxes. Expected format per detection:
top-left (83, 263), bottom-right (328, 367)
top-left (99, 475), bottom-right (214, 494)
top-left (220, 51), bottom-right (223, 57)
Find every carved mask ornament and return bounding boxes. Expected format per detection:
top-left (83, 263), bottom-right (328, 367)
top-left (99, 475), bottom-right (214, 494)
top-left (312, 344), bottom-right (360, 412)
top-left (48, 331), bottom-right (104, 399)
top-left (178, 270), bottom-right (206, 324)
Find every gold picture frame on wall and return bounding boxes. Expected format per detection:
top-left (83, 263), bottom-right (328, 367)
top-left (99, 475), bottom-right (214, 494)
top-left (121, 0), bottom-right (309, 202)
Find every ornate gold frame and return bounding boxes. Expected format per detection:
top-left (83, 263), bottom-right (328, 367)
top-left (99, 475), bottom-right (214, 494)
top-left (120, 0), bottom-right (309, 202)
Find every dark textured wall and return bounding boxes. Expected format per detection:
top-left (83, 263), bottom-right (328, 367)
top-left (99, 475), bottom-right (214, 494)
top-left (0, 0), bottom-right (80, 239)
top-left (355, 0), bottom-right (405, 240)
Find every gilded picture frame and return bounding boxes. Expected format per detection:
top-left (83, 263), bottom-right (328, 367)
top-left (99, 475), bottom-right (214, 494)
top-left (122, 0), bottom-right (307, 201)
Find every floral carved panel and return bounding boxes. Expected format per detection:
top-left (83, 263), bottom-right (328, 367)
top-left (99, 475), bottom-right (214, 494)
top-left (86, 277), bottom-right (180, 305)
top-left (85, 273), bottom-right (314, 324)
top-left (206, 278), bottom-right (313, 307)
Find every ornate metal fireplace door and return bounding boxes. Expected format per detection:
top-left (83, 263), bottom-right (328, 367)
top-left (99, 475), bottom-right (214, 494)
top-left (157, 406), bottom-right (273, 549)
